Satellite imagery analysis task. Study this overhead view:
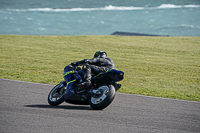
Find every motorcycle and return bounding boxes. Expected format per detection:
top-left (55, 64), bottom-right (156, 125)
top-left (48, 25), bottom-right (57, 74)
top-left (48, 64), bottom-right (124, 110)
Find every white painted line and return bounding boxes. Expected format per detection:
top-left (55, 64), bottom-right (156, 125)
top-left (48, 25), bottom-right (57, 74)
top-left (0, 78), bottom-right (55, 87)
top-left (117, 92), bottom-right (200, 103)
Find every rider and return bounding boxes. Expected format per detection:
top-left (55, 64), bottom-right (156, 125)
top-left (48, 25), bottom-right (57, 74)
top-left (71, 51), bottom-right (115, 89)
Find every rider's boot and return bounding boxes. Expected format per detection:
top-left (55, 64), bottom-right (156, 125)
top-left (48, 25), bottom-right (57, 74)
top-left (78, 65), bottom-right (92, 91)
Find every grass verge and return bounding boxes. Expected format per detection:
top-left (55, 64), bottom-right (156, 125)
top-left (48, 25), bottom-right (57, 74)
top-left (0, 35), bottom-right (200, 101)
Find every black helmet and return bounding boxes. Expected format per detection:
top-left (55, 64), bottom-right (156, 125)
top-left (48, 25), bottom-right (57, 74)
top-left (94, 51), bottom-right (107, 58)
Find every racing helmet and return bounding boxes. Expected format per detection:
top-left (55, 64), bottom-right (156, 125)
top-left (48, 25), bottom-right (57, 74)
top-left (94, 51), bottom-right (107, 58)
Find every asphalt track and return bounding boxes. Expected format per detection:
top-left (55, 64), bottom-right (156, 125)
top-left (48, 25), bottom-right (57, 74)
top-left (0, 78), bottom-right (200, 133)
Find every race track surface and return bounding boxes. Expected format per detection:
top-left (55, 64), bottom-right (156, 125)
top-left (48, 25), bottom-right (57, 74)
top-left (0, 78), bottom-right (200, 133)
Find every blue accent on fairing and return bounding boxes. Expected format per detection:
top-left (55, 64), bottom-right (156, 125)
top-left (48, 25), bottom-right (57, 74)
top-left (64, 82), bottom-right (75, 101)
top-left (63, 66), bottom-right (76, 101)
top-left (63, 66), bottom-right (72, 82)
top-left (73, 71), bottom-right (82, 80)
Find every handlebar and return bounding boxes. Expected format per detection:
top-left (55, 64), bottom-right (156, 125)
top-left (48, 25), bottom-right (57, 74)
top-left (66, 64), bottom-right (81, 71)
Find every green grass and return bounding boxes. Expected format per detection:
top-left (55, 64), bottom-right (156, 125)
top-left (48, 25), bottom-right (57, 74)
top-left (0, 35), bottom-right (200, 101)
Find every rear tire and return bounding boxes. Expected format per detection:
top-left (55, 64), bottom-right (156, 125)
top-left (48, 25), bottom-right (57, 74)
top-left (48, 84), bottom-right (65, 106)
top-left (89, 85), bottom-right (115, 110)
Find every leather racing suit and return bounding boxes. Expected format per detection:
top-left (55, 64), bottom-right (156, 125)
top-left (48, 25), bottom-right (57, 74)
top-left (75, 57), bottom-right (115, 86)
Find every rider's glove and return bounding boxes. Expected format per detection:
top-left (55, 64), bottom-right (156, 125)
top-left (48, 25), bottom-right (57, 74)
top-left (83, 59), bottom-right (89, 63)
top-left (71, 62), bottom-right (77, 66)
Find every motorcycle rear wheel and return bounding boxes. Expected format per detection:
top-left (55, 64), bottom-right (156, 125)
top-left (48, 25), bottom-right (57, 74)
top-left (48, 84), bottom-right (65, 106)
top-left (90, 85), bottom-right (115, 110)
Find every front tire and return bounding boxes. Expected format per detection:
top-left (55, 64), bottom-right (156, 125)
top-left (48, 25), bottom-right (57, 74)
top-left (48, 84), bottom-right (65, 106)
top-left (90, 85), bottom-right (115, 110)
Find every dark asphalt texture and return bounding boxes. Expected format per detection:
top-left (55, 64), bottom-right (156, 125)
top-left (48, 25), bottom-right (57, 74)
top-left (0, 78), bottom-right (200, 133)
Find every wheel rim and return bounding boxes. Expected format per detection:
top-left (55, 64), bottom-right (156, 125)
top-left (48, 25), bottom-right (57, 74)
top-left (91, 86), bottom-right (109, 104)
top-left (49, 85), bottom-right (65, 102)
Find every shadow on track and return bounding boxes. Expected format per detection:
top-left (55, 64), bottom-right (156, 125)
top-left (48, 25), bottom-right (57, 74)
top-left (24, 104), bottom-right (93, 110)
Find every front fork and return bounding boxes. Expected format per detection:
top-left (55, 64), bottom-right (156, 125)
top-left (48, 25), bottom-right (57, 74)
top-left (55, 81), bottom-right (66, 94)
top-left (59, 81), bottom-right (67, 88)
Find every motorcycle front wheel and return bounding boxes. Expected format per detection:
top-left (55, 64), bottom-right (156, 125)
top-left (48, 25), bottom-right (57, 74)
top-left (90, 85), bottom-right (115, 110)
top-left (48, 83), bottom-right (65, 106)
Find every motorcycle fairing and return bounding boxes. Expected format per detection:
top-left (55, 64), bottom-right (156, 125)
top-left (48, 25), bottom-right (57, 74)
top-left (63, 66), bottom-right (81, 101)
top-left (63, 80), bottom-right (76, 100)
top-left (63, 66), bottom-right (124, 101)
top-left (92, 69), bottom-right (124, 86)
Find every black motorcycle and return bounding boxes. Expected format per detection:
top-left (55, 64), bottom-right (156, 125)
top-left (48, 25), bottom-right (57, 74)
top-left (48, 64), bottom-right (124, 110)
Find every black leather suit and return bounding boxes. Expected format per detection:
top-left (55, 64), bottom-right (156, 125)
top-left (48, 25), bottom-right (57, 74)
top-left (76, 57), bottom-right (115, 85)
